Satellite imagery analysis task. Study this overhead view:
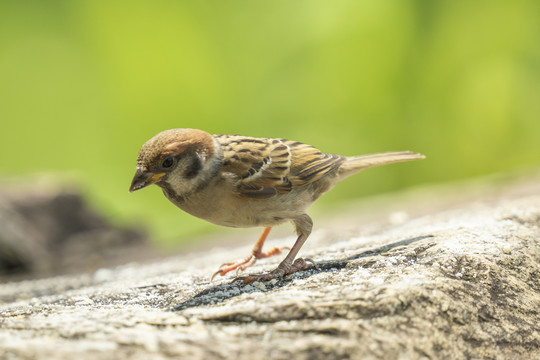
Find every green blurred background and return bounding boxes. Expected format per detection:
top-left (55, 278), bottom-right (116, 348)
top-left (1, 0), bottom-right (539, 246)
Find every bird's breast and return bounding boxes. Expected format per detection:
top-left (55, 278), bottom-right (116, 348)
top-left (162, 182), bottom-right (312, 229)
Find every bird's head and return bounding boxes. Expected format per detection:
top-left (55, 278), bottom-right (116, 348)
top-left (129, 128), bottom-right (216, 194)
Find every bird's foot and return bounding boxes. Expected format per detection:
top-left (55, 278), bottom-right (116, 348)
top-left (234, 258), bottom-right (308, 285)
top-left (211, 246), bottom-right (289, 280)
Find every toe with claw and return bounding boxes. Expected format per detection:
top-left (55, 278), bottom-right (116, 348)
top-left (211, 245), bottom-right (289, 280)
top-left (235, 258), bottom-right (308, 285)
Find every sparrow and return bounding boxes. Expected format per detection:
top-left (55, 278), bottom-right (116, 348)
top-left (129, 128), bottom-right (425, 284)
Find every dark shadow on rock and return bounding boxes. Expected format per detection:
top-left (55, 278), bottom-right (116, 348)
top-left (346, 235), bottom-right (435, 261)
top-left (170, 234), bottom-right (434, 312)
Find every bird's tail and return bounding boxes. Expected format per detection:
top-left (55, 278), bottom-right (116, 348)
top-left (338, 151), bottom-right (425, 180)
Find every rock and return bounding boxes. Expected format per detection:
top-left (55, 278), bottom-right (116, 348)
top-left (0, 183), bottom-right (149, 279)
top-left (0, 173), bottom-right (539, 359)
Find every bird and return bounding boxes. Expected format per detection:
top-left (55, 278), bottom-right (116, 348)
top-left (129, 128), bottom-right (425, 284)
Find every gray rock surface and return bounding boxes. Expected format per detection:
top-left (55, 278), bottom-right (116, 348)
top-left (1, 173), bottom-right (539, 359)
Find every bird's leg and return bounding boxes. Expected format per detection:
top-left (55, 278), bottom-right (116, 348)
top-left (211, 227), bottom-right (289, 279)
top-left (235, 214), bottom-right (313, 284)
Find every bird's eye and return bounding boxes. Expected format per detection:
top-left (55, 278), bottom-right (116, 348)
top-left (161, 156), bottom-right (175, 169)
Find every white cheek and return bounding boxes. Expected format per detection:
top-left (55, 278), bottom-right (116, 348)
top-left (167, 167), bottom-right (191, 190)
top-left (164, 160), bottom-right (204, 194)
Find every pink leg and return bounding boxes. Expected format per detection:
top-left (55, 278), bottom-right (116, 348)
top-left (235, 214), bottom-right (313, 284)
top-left (211, 227), bottom-right (289, 279)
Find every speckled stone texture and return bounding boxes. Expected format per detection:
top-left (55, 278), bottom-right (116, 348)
top-left (1, 173), bottom-right (539, 359)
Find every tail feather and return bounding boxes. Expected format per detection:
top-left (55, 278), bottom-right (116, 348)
top-left (338, 151), bottom-right (425, 179)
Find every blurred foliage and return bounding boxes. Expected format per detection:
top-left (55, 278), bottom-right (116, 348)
top-left (1, 0), bottom-right (539, 246)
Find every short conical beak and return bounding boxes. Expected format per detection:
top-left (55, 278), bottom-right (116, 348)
top-left (129, 169), bottom-right (165, 193)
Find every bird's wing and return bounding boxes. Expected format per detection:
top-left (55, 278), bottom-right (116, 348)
top-left (216, 135), bottom-right (344, 199)
top-left (283, 140), bottom-right (345, 187)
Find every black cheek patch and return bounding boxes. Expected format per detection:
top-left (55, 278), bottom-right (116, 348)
top-left (183, 155), bottom-right (203, 179)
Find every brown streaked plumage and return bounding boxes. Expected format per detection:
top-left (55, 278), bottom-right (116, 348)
top-left (130, 128), bottom-right (425, 284)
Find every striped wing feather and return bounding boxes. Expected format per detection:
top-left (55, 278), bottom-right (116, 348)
top-left (284, 141), bottom-right (345, 187)
top-left (215, 135), bottom-right (344, 199)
